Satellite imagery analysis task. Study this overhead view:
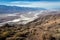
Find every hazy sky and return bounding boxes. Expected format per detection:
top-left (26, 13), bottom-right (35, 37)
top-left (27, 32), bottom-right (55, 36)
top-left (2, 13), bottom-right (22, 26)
top-left (0, 0), bottom-right (60, 2)
top-left (0, 0), bottom-right (60, 9)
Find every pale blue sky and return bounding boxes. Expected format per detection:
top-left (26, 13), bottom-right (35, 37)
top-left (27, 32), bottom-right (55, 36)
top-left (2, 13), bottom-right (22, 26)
top-left (0, 0), bottom-right (60, 2)
top-left (0, 0), bottom-right (60, 9)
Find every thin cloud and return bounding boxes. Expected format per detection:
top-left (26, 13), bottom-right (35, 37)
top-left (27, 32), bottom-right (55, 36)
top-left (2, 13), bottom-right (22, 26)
top-left (0, 1), bottom-right (60, 9)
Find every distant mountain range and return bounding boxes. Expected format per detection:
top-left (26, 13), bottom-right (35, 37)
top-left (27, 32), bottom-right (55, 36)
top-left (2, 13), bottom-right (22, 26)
top-left (0, 5), bottom-right (46, 14)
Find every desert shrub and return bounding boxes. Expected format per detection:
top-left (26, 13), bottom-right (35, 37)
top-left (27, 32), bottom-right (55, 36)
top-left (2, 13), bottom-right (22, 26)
top-left (1, 31), bottom-right (10, 37)
top-left (58, 23), bottom-right (60, 25)
top-left (50, 37), bottom-right (56, 40)
top-left (0, 31), bottom-right (11, 40)
top-left (6, 37), bottom-right (26, 40)
top-left (2, 23), bottom-right (15, 27)
top-left (52, 34), bottom-right (60, 40)
top-left (13, 31), bottom-right (29, 38)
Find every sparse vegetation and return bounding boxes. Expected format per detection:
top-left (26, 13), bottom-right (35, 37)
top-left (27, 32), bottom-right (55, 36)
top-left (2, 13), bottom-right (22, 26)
top-left (0, 14), bottom-right (60, 40)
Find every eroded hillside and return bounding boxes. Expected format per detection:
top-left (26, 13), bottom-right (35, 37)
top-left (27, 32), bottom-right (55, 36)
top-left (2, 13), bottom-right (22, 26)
top-left (0, 13), bottom-right (60, 40)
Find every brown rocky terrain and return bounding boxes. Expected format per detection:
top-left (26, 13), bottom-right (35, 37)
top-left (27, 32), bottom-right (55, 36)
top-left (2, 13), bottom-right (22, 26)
top-left (0, 13), bottom-right (60, 40)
